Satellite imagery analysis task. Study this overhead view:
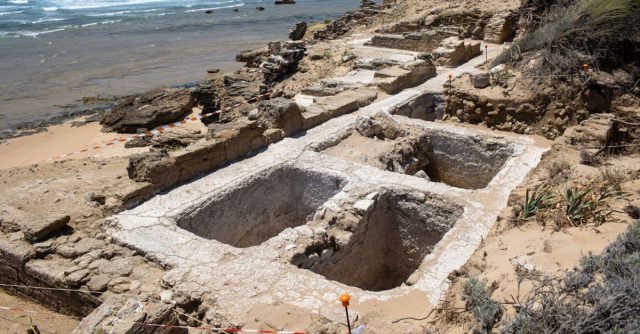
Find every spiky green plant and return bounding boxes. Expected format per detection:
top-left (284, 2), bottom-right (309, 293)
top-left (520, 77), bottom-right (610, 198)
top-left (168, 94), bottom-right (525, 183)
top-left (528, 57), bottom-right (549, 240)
top-left (563, 185), bottom-right (593, 226)
top-left (562, 183), bottom-right (624, 226)
top-left (521, 187), bottom-right (551, 221)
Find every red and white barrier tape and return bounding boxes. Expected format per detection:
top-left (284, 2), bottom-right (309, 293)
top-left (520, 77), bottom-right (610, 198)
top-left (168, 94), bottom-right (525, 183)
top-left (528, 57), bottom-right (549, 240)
top-left (34, 92), bottom-right (272, 164)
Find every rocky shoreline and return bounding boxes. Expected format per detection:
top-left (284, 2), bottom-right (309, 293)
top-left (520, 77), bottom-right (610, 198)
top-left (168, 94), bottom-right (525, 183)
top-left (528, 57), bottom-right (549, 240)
top-left (0, 1), bottom-right (381, 144)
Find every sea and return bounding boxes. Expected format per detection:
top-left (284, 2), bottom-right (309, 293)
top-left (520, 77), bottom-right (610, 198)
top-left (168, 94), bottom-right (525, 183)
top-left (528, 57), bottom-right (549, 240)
top-left (0, 0), bottom-right (361, 132)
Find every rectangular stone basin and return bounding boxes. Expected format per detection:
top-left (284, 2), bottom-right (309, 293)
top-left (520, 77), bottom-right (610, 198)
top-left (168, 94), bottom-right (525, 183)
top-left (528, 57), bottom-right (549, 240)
top-left (177, 165), bottom-right (347, 248)
top-left (323, 125), bottom-right (514, 189)
top-left (291, 190), bottom-right (463, 291)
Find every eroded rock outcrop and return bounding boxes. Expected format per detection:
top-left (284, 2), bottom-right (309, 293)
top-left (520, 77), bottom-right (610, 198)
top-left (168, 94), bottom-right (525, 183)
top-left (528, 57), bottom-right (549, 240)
top-left (236, 47), bottom-right (270, 67)
top-left (260, 42), bottom-right (305, 84)
top-left (288, 21), bottom-right (307, 40)
top-left (100, 88), bottom-right (195, 133)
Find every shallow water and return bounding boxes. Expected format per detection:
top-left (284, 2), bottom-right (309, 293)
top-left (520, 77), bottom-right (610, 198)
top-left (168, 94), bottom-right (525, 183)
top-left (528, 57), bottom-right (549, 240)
top-left (0, 0), bottom-right (360, 132)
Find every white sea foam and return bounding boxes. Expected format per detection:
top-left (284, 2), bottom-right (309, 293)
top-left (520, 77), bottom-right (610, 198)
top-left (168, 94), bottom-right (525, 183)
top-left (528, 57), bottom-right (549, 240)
top-left (31, 17), bottom-right (67, 23)
top-left (5, 27), bottom-right (66, 37)
top-left (184, 2), bottom-right (245, 13)
top-left (87, 8), bottom-right (160, 17)
top-left (0, 10), bottom-right (24, 16)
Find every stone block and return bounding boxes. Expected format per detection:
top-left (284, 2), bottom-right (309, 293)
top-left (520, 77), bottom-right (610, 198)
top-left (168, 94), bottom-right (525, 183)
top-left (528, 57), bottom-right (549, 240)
top-left (25, 258), bottom-right (74, 287)
top-left (315, 93), bottom-right (360, 116)
top-left (302, 105), bottom-right (333, 129)
top-left (433, 37), bottom-right (481, 67)
top-left (484, 12), bottom-right (515, 44)
top-left (21, 215), bottom-right (70, 242)
top-left (374, 60), bottom-right (436, 94)
top-left (471, 72), bottom-right (491, 88)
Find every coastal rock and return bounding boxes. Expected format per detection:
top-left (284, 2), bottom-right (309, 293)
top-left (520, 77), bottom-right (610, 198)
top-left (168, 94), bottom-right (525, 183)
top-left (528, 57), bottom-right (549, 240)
top-left (288, 21), bottom-right (307, 40)
top-left (260, 47), bottom-right (305, 84)
top-left (139, 131), bottom-right (204, 149)
top-left (100, 88), bottom-right (195, 133)
top-left (192, 80), bottom-right (221, 114)
top-left (236, 47), bottom-right (269, 67)
top-left (274, 0), bottom-right (295, 4)
top-left (314, 20), bottom-right (348, 40)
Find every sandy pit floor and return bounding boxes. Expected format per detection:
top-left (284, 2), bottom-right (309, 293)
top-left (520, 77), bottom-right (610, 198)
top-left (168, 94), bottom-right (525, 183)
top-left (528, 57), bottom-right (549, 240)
top-left (0, 290), bottom-right (79, 334)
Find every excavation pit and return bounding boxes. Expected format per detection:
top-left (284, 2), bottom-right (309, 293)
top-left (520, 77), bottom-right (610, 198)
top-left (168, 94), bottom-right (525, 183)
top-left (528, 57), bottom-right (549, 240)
top-left (291, 191), bottom-right (463, 291)
top-left (177, 166), bottom-right (347, 248)
top-left (322, 124), bottom-right (514, 189)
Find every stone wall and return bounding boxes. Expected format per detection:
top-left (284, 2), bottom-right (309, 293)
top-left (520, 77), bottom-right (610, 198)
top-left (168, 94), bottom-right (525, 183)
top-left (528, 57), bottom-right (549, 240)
top-left (0, 235), bottom-right (101, 316)
top-left (127, 92), bottom-right (377, 192)
top-left (369, 31), bottom-right (456, 53)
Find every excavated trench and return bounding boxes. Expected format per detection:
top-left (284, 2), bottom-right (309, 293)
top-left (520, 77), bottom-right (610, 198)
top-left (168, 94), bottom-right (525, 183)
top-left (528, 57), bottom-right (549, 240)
top-left (419, 131), bottom-right (513, 189)
top-left (324, 125), bottom-right (514, 189)
top-left (291, 191), bottom-right (463, 291)
top-left (177, 165), bottom-right (347, 248)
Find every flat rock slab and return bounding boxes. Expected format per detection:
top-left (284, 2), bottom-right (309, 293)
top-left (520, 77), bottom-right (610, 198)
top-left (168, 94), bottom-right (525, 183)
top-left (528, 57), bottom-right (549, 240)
top-left (23, 215), bottom-right (70, 242)
top-left (25, 258), bottom-right (75, 287)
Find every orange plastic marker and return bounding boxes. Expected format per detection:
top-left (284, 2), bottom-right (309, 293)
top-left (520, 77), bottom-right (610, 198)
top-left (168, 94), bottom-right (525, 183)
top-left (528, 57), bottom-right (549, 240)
top-left (339, 293), bottom-right (352, 334)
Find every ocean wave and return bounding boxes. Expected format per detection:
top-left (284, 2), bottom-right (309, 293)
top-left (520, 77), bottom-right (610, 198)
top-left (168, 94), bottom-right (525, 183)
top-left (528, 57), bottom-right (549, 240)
top-left (30, 17), bottom-right (67, 23)
top-left (0, 27), bottom-right (65, 38)
top-left (144, 11), bottom-right (174, 17)
top-left (79, 19), bottom-right (122, 27)
top-left (87, 10), bottom-right (133, 17)
top-left (86, 8), bottom-right (160, 17)
top-left (184, 2), bottom-right (245, 13)
top-left (0, 10), bottom-right (24, 16)
top-left (39, 0), bottom-right (193, 10)
top-left (0, 18), bottom-right (122, 38)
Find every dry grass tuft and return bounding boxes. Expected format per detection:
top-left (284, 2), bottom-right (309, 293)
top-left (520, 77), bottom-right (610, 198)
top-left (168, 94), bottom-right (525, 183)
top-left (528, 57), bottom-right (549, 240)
top-left (496, 0), bottom-right (640, 77)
